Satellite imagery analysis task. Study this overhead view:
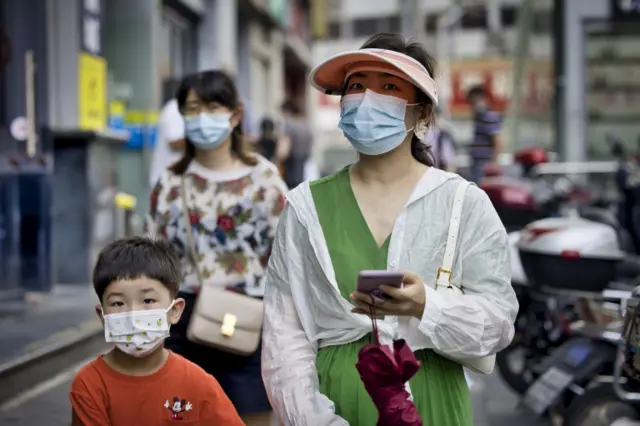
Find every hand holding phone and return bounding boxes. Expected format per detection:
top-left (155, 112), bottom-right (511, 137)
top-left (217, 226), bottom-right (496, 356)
top-left (352, 271), bottom-right (426, 318)
top-left (356, 270), bottom-right (404, 301)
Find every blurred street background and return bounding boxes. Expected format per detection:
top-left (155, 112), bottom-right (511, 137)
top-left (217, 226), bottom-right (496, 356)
top-left (1, 0), bottom-right (639, 424)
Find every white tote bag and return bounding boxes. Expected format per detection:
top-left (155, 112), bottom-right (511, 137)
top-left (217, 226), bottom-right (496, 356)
top-left (433, 181), bottom-right (496, 375)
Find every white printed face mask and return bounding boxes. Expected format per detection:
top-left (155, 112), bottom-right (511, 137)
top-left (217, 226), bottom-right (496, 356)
top-left (103, 301), bottom-right (175, 357)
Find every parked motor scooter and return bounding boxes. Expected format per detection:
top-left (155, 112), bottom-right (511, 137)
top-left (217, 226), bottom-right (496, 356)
top-left (481, 146), bottom-right (578, 233)
top-left (498, 190), bottom-right (638, 397)
top-left (559, 285), bottom-right (640, 426)
top-left (498, 136), bottom-right (640, 399)
top-left (497, 158), bottom-right (611, 395)
top-left (497, 209), bottom-right (634, 397)
top-left (517, 270), bottom-right (640, 422)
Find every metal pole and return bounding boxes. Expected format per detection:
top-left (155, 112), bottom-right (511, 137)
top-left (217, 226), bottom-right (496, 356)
top-left (552, 0), bottom-right (566, 156)
top-left (25, 51), bottom-right (37, 158)
top-left (400, 0), bottom-right (419, 37)
top-left (504, 0), bottom-right (534, 151)
top-left (436, 5), bottom-right (463, 114)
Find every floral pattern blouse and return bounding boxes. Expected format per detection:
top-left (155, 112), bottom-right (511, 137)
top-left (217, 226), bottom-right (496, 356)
top-left (148, 157), bottom-right (288, 297)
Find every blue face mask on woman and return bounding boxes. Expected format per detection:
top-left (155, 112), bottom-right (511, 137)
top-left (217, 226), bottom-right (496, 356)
top-left (338, 90), bottom-right (416, 156)
top-left (184, 112), bottom-right (232, 150)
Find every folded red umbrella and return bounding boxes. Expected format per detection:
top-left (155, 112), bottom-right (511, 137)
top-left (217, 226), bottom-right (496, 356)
top-left (355, 305), bottom-right (423, 426)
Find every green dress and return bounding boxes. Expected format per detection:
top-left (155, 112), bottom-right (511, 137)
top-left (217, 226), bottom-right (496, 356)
top-left (311, 168), bottom-right (473, 426)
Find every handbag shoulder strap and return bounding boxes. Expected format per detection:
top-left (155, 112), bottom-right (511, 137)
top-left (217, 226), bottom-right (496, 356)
top-left (180, 176), bottom-right (204, 287)
top-left (436, 181), bottom-right (471, 288)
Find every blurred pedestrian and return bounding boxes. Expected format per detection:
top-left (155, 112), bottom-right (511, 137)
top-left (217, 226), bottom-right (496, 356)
top-left (69, 237), bottom-right (244, 425)
top-left (255, 117), bottom-right (290, 175)
top-left (262, 33), bottom-right (517, 426)
top-left (149, 91), bottom-right (187, 188)
top-left (467, 85), bottom-right (502, 183)
top-left (425, 106), bottom-right (457, 172)
top-left (148, 70), bottom-right (287, 426)
top-left (281, 100), bottom-right (313, 188)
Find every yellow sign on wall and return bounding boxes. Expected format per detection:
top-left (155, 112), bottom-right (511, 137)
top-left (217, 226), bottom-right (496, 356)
top-left (78, 52), bottom-right (107, 130)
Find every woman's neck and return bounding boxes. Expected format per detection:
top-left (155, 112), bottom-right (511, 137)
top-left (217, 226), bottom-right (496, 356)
top-left (351, 139), bottom-right (425, 186)
top-left (194, 140), bottom-right (238, 171)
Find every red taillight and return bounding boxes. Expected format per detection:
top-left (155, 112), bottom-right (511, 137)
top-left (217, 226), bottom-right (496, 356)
top-left (523, 227), bottom-right (558, 242)
top-left (557, 313), bottom-right (573, 336)
top-left (561, 250), bottom-right (581, 259)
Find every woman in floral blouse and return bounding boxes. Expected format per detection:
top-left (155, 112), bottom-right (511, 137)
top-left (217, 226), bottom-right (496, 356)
top-left (148, 70), bottom-right (287, 426)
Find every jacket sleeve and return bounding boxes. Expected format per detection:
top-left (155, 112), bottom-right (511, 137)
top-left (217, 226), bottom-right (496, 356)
top-left (261, 205), bottom-right (349, 426)
top-left (418, 185), bottom-right (518, 358)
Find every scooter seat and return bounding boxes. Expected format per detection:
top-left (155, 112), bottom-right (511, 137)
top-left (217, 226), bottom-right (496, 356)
top-left (579, 206), bottom-right (636, 253)
top-left (579, 206), bottom-right (619, 230)
top-left (617, 255), bottom-right (640, 279)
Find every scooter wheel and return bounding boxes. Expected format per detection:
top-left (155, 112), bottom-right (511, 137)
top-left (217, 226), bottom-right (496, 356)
top-left (562, 384), bottom-right (639, 426)
top-left (496, 292), bottom-right (536, 395)
top-left (495, 342), bottom-right (534, 395)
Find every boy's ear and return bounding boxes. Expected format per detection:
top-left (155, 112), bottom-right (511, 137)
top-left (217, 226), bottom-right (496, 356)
top-left (95, 304), bottom-right (104, 326)
top-left (167, 298), bottom-right (186, 325)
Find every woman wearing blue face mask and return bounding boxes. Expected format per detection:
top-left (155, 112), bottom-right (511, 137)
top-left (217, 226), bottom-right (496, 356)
top-left (148, 70), bottom-right (287, 426)
top-left (261, 33), bottom-right (518, 425)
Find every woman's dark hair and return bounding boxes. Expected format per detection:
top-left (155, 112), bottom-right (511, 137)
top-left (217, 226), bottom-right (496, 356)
top-left (359, 33), bottom-right (436, 167)
top-left (170, 70), bottom-right (257, 175)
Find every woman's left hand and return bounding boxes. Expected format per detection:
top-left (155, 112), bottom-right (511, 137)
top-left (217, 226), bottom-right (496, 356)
top-left (350, 271), bottom-right (426, 319)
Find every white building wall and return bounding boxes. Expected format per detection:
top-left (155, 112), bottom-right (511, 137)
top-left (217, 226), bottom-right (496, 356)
top-left (338, 0), bottom-right (552, 20)
top-left (268, 29), bottom-right (286, 121)
top-left (198, 0), bottom-right (238, 73)
top-left (244, 20), bottom-right (287, 130)
top-left (195, 0), bottom-right (291, 136)
top-left (342, 0), bottom-right (400, 19)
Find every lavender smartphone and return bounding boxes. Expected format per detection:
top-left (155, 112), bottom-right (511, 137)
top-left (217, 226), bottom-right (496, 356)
top-left (356, 270), bottom-right (403, 300)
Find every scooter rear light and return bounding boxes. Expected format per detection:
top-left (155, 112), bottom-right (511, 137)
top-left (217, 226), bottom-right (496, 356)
top-left (560, 250), bottom-right (581, 259)
top-left (522, 226), bottom-right (558, 241)
top-left (557, 313), bottom-right (573, 336)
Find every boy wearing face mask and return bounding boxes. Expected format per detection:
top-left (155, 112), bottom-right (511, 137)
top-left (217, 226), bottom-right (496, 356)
top-left (69, 237), bottom-right (245, 426)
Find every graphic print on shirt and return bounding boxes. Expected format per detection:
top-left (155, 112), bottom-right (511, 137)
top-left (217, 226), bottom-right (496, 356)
top-left (164, 396), bottom-right (193, 421)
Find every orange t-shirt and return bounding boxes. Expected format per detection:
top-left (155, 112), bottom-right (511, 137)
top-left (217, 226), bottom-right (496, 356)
top-left (70, 351), bottom-right (245, 426)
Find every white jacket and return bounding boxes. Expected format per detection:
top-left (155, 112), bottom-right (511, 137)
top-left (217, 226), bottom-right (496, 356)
top-left (261, 167), bottom-right (518, 426)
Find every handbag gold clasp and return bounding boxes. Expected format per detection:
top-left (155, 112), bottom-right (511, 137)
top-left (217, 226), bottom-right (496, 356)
top-left (436, 267), bottom-right (452, 282)
top-left (221, 313), bottom-right (237, 337)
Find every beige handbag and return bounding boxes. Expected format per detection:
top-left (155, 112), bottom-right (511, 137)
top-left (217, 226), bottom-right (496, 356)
top-left (180, 176), bottom-right (264, 356)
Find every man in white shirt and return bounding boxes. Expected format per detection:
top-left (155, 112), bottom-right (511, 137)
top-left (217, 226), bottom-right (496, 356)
top-left (149, 99), bottom-right (185, 187)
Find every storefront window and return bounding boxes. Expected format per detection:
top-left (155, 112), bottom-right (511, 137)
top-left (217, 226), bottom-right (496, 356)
top-left (584, 20), bottom-right (640, 159)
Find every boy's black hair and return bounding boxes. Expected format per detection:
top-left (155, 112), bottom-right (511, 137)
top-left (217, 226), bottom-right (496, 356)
top-left (467, 85), bottom-right (486, 101)
top-left (93, 237), bottom-right (182, 301)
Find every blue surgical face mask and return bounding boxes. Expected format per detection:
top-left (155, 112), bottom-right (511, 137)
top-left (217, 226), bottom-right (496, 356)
top-left (184, 112), bottom-right (232, 150)
top-left (338, 90), bottom-right (415, 156)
